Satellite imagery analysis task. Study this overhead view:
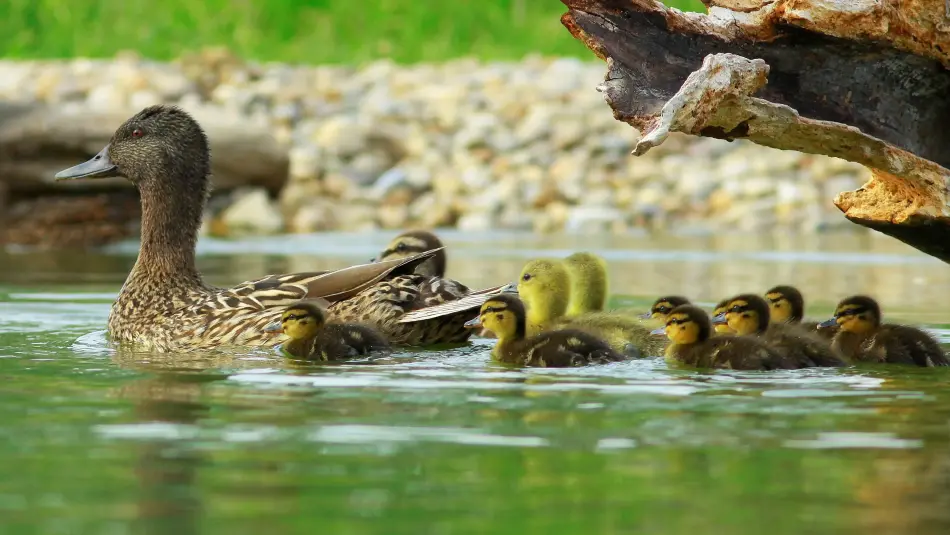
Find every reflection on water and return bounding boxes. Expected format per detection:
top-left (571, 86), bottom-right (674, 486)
top-left (2, 230), bottom-right (950, 533)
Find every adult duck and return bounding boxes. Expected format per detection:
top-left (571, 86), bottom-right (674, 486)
top-left (54, 105), bottom-right (506, 351)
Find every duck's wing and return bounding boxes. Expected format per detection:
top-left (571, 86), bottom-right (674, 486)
top-left (220, 249), bottom-right (444, 310)
top-left (396, 282), bottom-right (517, 323)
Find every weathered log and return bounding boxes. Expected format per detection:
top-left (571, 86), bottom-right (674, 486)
top-left (0, 102), bottom-right (289, 194)
top-left (560, 0), bottom-right (950, 263)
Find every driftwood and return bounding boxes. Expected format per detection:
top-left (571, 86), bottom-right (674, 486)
top-left (560, 0), bottom-right (950, 263)
top-left (0, 102), bottom-right (289, 194)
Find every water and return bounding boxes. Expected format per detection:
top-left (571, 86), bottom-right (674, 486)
top-left (3, 230), bottom-right (950, 534)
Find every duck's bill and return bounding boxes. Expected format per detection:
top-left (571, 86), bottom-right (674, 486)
top-left (638, 312), bottom-right (652, 319)
top-left (263, 321), bottom-right (283, 333)
top-left (54, 145), bottom-right (120, 180)
top-left (817, 318), bottom-right (837, 328)
top-left (463, 316), bottom-right (482, 329)
top-left (711, 313), bottom-right (727, 325)
top-left (649, 327), bottom-right (666, 336)
top-left (499, 282), bottom-right (518, 294)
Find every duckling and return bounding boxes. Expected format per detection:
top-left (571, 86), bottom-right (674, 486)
top-left (765, 285), bottom-right (836, 340)
top-left (712, 298), bottom-right (735, 335)
top-left (517, 258), bottom-right (665, 357)
top-left (639, 295), bottom-right (692, 326)
top-left (562, 252), bottom-right (609, 317)
top-left (714, 294), bottom-right (846, 368)
top-left (374, 230), bottom-right (446, 278)
top-left (820, 296), bottom-right (949, 367)
top-left (463, 294), bottom-right (625, 367)
top-left (53, 105), bottom-right (508, 352)
top-left (264, 302), bottom-right (390, 361)
top-left (653, 305), bottom-right (793, 370)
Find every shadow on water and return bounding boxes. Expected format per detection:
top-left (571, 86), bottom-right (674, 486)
top-left (3, 230), bottom-right (950, 533)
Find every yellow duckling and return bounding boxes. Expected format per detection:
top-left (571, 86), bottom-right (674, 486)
top-left (819, 295), bottom-right (949, 367)
top-left (517, 258), bottom-right (665, 357)
top-left (265, 302), bottom-right (390, 361)
top-left (765, 285), bottom-right (836, 340)
top-left (639, 295), bottom-right (692, 326)
top-left (712, 298), bottom-right (735, 335)
top-left (561, 251), bottom-right (609, 317)
top-left (652, 305), bottom-right (791, 370)
top-left (714, 294), bottom-right (846, 368)
top-left (464, 294), bottom-right (625, 367)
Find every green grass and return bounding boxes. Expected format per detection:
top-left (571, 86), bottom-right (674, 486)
top-left (0, 0), bottom-right (706, 64)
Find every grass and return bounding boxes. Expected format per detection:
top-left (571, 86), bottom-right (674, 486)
top-left (0, 0), bottom-right (706, 64)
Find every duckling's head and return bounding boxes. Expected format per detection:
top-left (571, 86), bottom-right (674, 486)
top-left (712, 298), bottom-right (736, 334)
top-left (464, 294), bottom-right (526, 341)
top-left (661, 305), bottom-right (712, 345)
top-left (823, 295), bottom-right (881, 334)
top-left (375, 230), bottom-right (445, 277)
top-left (641, 295), bottom-right (692, 322)
top-left (714, 294), bottom-right (770, 335)
top-left (765, 285), bottom-right (805, 324)
top-left (266, 302), bottom-right (327, 341)
top-left (517, 259), bottom-right (570, 325)
top-left (55, 105), bottom-right (211, 195)
top-left (562, 252), bottom-right (609, 316)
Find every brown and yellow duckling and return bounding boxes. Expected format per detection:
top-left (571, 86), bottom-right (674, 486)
top-left (713, 294), bottom-right (846, 368)
top-left (374, 229), bottom-right (446, 278)
top-left (639, 295), bottom-right (692, 327)
top-left (464, 294), bottom-right (625, 367)
top-left (53, 105), bottom-right (506, 352)
top-left (765, 285), bottom-right (836, 340)
top-left (265, 302), bottom-right (390, 361)
top-left (712, 298), bottom-right (736, 335)
top-left (517, 258), bottom-right (665, 358)
top-left (652, 305), bottom-right (792, 370)
top-left (820, 296), bottom-right (949, 367)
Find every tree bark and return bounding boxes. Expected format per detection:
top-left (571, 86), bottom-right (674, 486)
top-left (560, 0), bottom-right (950, 263)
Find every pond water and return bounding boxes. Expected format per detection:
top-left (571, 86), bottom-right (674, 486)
top-left (2, 229), bottom-right (950, 534)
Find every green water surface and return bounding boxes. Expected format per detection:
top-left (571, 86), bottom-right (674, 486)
top-left (3, 230), bottom-right (950, 534)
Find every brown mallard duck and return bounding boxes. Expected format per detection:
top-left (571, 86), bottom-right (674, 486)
top-left (54, 105), bottom-right (507, 352)
top-left (373, 229), bottom-right (446, 278)
top-left (652, 305), bottom-right (792, 370)
top-left (713, 294), bottom-right (846, 368)
top-left (765, 285), bottom-right (836, 340)
top-left (264, 301), bottom-right (390, 360)
top-left (464, 294), bottom-right (625, 367)
top-left (820, 295), bottom-right (949, 367)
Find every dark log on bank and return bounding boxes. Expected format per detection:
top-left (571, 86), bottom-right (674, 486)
top-left (560, 0), bottom-right (950, 263)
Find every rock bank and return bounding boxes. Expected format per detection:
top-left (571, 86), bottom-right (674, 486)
top-left (0, 50), bottom-right (871, 246)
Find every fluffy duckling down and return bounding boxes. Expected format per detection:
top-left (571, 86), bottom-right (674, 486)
top-left (653, 305), bottom-right (791, 370)
top-left (465, 294), bottom-right (625, 367)
top-left (765, 285), bottom-right (836, 340)
top-left (640, 295), bottom-right (692, 327)
top-left (820, 295), bottom-right (949, 367)
top-left (714, 294), bottom-right (846, 368)
top-left (265, 302), bottom-right (391, 361)
top-left (517, 258), bottom-right (665, 357)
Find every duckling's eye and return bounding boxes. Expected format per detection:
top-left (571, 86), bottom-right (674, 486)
top-left (396, 243), bottom-right (407, 252)
top-left (657, 306), bottom-right (670, 313)
top-left (522, 273), bottom-right (532, 281)
top-left (132, 128), bottom-right (144, 138)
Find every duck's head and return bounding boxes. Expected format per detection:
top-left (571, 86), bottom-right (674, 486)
top-left (265, 302), bottom-right (327, 340)
top-left (712, 298), bottom-right (735, 334)
top-left (820, 295), bottom-right (880, 334)
top-left (55, 105), bottom-right (210, 194)
top-left (464, 294), bottom-right (526, 341)
top-left (517, 259), bottom-right (570, 324)
top-left (640, 295), bottom-right (691, 322)
top-left (374, 230), bottom-right (446, 277)
top-left (713, 294), bottom-right (770, 335)
top-left (653, 305), bottom-right (712, 345)
top-left (765, 285), bottom-right (805, 324)
top-left (562, 252), bottom-right (608, 316)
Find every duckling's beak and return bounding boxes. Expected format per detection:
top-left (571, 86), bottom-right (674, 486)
top-left (54, 145), bottom-right (120, 180)
top-left (711, 313), bottom-right (727, 325)
top-left (263, 321), bottom-right (283, 333)
top-left (638, 312), bottom-right (652, 319)
top-left (463, 316), bottom-right (482, 329)
top-left (818, 318), bottom-right (838, 328)
top-left (649, 327), bottom-right (666, 336)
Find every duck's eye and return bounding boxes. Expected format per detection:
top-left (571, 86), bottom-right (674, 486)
top-left (522, 273), bottom-right (532, 281)
top-left (132, 128), bottom-right (144, 138)
top-left (396, 243), bottom-right (407, 252)
top-left (657, 306), bottom-right (669, 313)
